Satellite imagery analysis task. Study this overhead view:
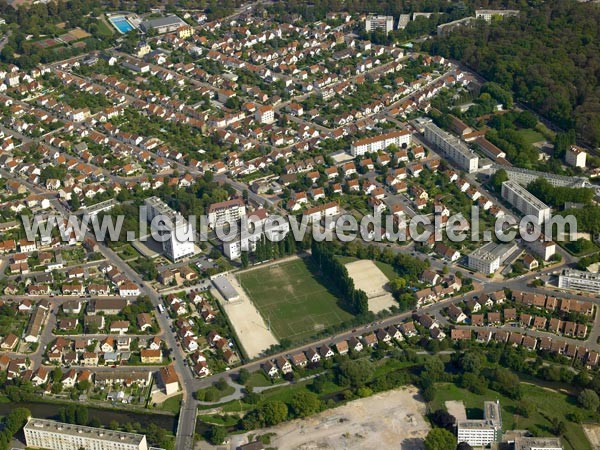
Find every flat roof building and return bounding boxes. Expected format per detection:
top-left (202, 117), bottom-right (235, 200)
top-left (468, 241), bottom-right (518, 275)
top-left (144, 196), bottom-right (196, 262)
top-left (457, 400), bottom-right (502, 447)
top-left (365, 15), bottom-right (394, 34)
top-left (212, 276), bottom-right (240, 301)
top-left (207, 198), bottom-right (246, 229)
top-left (475, 9), bottom-right (520, 22)
top-left (140, 15), bottom-right (186, 34)
top-left (559, 268), bottom-right (600, 295)
top-left (24, 417), bottom-right (149, 450)
top-left (501, 180), bottom-right (551, 225)
top-left (513, 436), bottom-right (563, 450)
top-left (423, 122), bottom-right (479, 173)
top-left (498, 166), bottom-right (589, 188)
top-left (350, 130), bottom-right (411, 156)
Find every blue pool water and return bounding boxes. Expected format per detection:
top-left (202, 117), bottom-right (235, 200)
top-left (110, 16), bottom-right (135, 34)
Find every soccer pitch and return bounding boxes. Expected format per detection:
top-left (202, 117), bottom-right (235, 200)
top-left (238, 258), bottom-right (354, 343)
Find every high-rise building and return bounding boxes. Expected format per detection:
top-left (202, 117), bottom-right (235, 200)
top-left (501, 180), bottom-right (551, 225)
top-left (24, 418), bottom-right (149, 450)
top-left (365, 15), bottom-right (395, 34)
top-left (207, 198), bottom-right (246, 229)
top-left (457, 401), bottom-right (502, 447)
top-left (423, 122), bottom-right (479, 172)
top-left (144, 196), bottom-right (196, 262)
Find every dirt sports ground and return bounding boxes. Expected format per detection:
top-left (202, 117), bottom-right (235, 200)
top-left (234, 386), bottom-right (430, 450)
top-left (213, 273), bottom-right (279, 359)
top-left (345, 259), bottom-right (397, 313)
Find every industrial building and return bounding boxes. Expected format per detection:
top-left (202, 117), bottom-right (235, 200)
top-left (423, 122), bottom-right (479, 172)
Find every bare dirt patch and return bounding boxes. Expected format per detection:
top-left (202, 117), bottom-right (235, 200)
top-left (213, 274), bottom-right (278, 359)
top-left (233, 386), bottom-right (430, 450)
top-left (345, 260), bottom-right (397, 313)
top-left (583, 424), bottom-right (600, 449)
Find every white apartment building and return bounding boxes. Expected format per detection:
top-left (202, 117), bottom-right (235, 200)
top-left (527, 235), bottom-right (556, 261)
top-left (559, 268), bottom-right (600, 295)
top-left (303, 202), bottom-right (340, 223)
top-left (423, 122), bottom-right (479, 172)
top-left (144, 196), bottom-right (196, 262)
top-left (501, 180), bottom-right (551, 225)
top-left (467, 241), bottom-right (518, 275)
top-left (365, 15), bottom-right (394, 34)
top-left (207, 198), bottom-right (246, 229)
top-left (223, 214), bottom-right (290, 260)
top-left (350, 130), bottom-right (411, 156)
top-left (24, 418), bottom-right (149, 450)
top-left (500, 166), bottom-right (589, 188)
top-left (457, 401), bottom-right (502, 447)
top-left (475, 9), bottom-right (519, 22)
top-left (565, 145), bottom-right (587, 168)
top-left (255, 105), bottom-right (275, 124)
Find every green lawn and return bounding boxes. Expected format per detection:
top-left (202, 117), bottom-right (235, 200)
top-left (374, 261), bottom-right (398, 281)
top-left (431, 383), bottom-right (592, 450)
top-left (245, 371), bottom-right (277, 389)
top-left (517, 128), bottom-right (546, 145)
top-left (158, 394), bottom-right (182, 414)
top-left (238, 259), bottom-right (354, 343)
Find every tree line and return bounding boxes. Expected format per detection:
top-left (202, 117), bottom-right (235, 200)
top-left (311, 240), bottom-right (369, 315)
top-left (527, 178), bottom-right (594, 209)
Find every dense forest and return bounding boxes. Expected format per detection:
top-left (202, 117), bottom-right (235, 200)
top-left (425, 0), bottom-right (600, 147)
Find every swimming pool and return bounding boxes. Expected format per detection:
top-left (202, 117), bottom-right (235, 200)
top-left (109, 16), bottom-right (135, 34)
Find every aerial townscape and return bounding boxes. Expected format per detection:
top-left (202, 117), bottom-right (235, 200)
top-left (0, 0), bottom-right (599, 449)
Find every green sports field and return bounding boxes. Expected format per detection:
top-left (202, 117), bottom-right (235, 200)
top-left (237, 258), bottom-right (354, 343)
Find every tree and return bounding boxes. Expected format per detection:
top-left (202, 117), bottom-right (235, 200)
top-left (336, 359), bottom-right (374, 389)
top-left (208, 426), bottom-right (227, 445)
top-left (289, 391), bottom-right (321, 418)
top-left (424, 428), bottom-right (457, 450)
top-left (260, 400), bottom-right (288, 426)
top-left (460, 352), bottom-right (484, 374)
top-left (422, 356), bottom-right (445, 382)
top-left (578, 389), bottom-right (600, 411)
top-left (240, 251), bottom-right (249, 268)
top-left (457, 443), bottom-right (474, 450)
top-left (431, 409), bottom-right (456, 431)
top-left (490, 169), bottom-right (508, 192)
top-left (238, 368), bottom-right (250, 385)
